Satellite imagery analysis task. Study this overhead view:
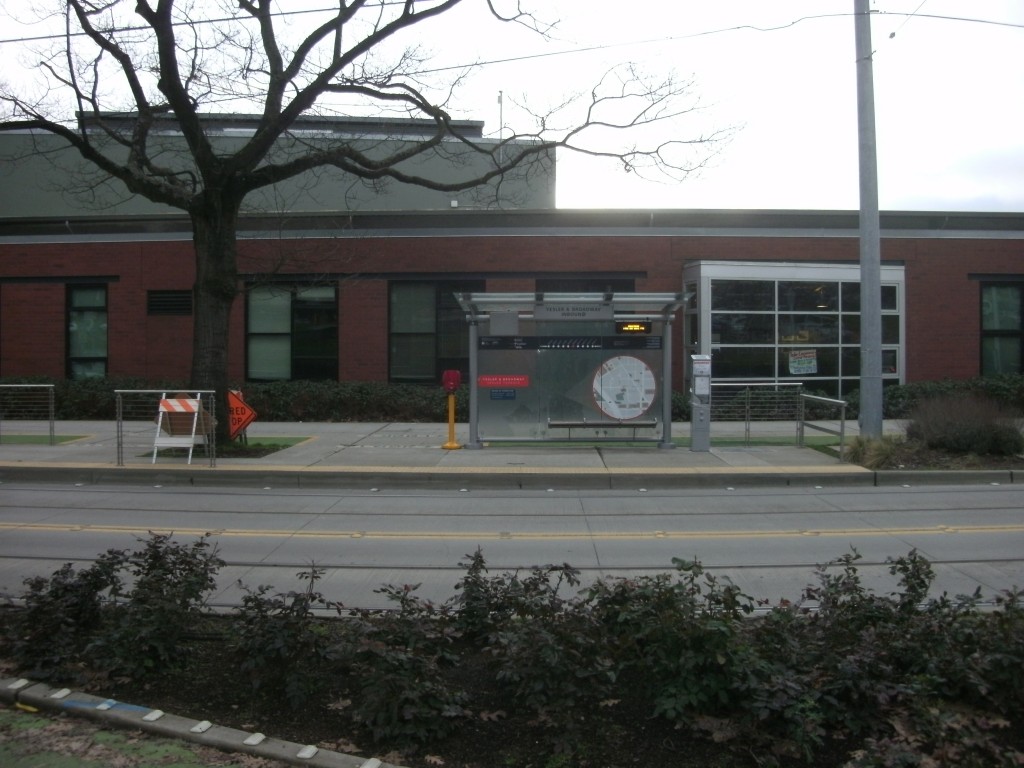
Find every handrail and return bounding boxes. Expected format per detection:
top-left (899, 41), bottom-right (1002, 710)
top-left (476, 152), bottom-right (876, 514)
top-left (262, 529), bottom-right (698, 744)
top-left (798, 394), bottom-right (848, 461)
top-left (709, 382), bottom-right (804, 445)
top-left (0, 384), bottom-right (56, 445)
top-left (114, 389), bottom-right (217, 467)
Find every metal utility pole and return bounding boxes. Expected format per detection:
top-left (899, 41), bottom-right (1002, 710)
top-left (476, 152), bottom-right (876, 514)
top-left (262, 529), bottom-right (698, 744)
top-left (854, 0), bottom-right (883, 439)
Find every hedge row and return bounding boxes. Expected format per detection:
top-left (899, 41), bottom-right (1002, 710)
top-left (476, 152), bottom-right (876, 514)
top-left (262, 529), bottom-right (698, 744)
top-left (3, 536), bottom-right (1022, 766)
top-left (2, 374), bottom-right (1023, 423)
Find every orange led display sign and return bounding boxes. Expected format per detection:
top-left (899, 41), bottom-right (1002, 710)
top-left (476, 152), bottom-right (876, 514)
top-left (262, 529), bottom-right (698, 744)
top-left (615, 321), bottom-right (652, 334)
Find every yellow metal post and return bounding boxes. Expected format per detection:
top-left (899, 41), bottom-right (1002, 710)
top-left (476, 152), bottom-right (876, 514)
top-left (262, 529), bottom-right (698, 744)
top-left (442, 392), bottom-right (461, 450)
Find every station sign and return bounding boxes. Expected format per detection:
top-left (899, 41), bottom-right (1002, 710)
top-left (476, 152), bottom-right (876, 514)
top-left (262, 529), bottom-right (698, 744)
top-left (478, 374), bottom-right (530, 388)
top-left (533, 303), bottom-right (613, 321)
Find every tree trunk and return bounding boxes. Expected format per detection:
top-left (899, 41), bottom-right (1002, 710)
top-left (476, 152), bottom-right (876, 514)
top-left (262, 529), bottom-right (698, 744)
top-left (189, 200), bottom-right (241, 443)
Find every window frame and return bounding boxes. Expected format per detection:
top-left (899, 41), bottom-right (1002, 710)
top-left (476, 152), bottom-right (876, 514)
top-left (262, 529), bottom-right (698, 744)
top-left (388, 279), bottom-right (485, 384)
top-left (980, 282), bottom-right (1024, 375)
top-left (66, 283), bottom-right (108, 379)
top-left (245, 282), bottom-right (338, 382)
top-left (683, 261), bottom-right (905, 399)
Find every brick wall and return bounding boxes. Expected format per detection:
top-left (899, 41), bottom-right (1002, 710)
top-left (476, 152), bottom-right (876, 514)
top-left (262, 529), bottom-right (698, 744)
top-left (0, 283), bottom-right (65, 377)
top-left (2, 229), bottom-right (1022, 386)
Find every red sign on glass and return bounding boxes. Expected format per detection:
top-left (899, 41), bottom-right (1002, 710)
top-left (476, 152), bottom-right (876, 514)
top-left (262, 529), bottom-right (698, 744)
top-left (478, 374), bottom-right (530, 388)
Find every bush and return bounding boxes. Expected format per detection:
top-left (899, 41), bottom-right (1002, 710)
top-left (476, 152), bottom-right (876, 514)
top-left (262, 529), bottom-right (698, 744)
top-left (482, 564), bottom-right (618, 729)
top-left (2, 554), bottom-right (124, 680)
top-left (905, 394), bottom-right (1023, 455)
top-left (592, 559), bottom-right (754, 722)
top-left (231, 567), bottom-right (338, 710)
top-left (3, 544), bottom-right (1023, 765)
top-left (844, 434), bottom-right (904, 469)
top-left (10, 372), bottom-right (1024, 426)
top-left (340, 583), bottom-right (467, 745)
top-left (241, 380), bottom-right (467, 422)
top-left (88, 533), bottom-right (224, 679)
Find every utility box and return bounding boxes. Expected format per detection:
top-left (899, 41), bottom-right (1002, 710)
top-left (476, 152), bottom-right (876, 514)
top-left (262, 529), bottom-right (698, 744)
top-left (690, 354), bottom-right (712, 452)
top-left (456, 292), bottom-right (685, 449)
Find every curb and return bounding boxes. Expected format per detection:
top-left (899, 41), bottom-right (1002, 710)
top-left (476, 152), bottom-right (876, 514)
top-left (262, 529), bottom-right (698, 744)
top-left (873, 469), bottom-right (1019, 486)
top-left (1, 463), bottom-right (1020, 489)
top-left (0, 462), bottom-right (882, 490)
top-left (1, 676), bottom-right (405, 768)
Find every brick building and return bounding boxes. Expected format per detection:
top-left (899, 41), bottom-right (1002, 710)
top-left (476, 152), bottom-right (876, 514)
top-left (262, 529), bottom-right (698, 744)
top-left (1, 208), bottom-right (1022, 398)
top-left (1, 119), bottom-right (1022, 397)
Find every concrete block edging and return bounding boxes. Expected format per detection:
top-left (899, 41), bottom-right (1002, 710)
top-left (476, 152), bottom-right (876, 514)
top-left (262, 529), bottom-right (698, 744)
top-left (1, 676), bottom-right (405, 768)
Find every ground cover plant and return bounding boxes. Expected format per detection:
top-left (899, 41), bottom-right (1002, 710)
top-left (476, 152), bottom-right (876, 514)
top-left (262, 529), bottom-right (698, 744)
top-left (845, 392), bottom-right (1024, 470)
top-left (2, 535), bottom-right (1023, 768)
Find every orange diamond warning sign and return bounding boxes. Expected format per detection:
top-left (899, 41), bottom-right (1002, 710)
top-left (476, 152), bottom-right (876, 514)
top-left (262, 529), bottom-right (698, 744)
top-left (227, 390), bottom-right (257, 440)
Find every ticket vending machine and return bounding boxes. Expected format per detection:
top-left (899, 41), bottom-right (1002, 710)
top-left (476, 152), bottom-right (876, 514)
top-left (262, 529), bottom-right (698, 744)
top-left (690, 354), bottom-right (711, 452)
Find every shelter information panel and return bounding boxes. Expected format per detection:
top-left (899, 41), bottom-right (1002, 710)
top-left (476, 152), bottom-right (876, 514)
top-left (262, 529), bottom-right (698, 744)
top-left (475, 319), bottom-right (665, 440)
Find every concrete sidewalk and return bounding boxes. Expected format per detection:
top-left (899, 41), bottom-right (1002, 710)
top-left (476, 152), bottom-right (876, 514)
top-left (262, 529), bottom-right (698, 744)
top-left (1, 417), bottom-right (1019, 487)
top-left (0, 418), bottom-right (898, 489)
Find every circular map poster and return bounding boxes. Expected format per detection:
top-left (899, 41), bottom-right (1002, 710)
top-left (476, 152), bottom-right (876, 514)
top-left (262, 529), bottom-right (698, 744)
top-left (592, 355), bottom-right (656, 420)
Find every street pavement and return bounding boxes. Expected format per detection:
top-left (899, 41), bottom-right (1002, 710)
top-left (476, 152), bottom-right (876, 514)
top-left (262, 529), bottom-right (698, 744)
top-left (1, 418), bottom-right (1022, 768)
top-left (2, 416), bottom-right (1008, 489)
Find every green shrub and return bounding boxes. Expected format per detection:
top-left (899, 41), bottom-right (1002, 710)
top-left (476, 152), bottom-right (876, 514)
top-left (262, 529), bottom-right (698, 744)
top-left (341, 583), bottom-right (467, 745)
top-left (451, 548), bottom-right (514, 640)
top-left (587, 558), bottom-right (755, 723)
top-left (2, 554), bottom-right (124, 680)
top-left (231, 567), bottom-right (337, 710)
top-left (456, 554), bottom-right (620, 738)
top-left (4, 541), bottom-right (1023, 765)
top-left (226, 380), bottom-right (467, 422)
top-left (10, 373), bottom-right (1024, 426)
top-left (88, 533), bottom-right (224, 679)
top-left (905, 394), bottom-right (1023, 455)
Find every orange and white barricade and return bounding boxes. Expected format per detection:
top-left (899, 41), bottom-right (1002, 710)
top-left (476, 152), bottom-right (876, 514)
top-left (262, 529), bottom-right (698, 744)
top-left (152, 392), bottom-right (211, 464)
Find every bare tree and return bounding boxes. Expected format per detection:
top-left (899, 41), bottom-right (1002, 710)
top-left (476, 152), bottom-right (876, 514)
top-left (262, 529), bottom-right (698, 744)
top-left (0, 0), bottom-right (723, 434)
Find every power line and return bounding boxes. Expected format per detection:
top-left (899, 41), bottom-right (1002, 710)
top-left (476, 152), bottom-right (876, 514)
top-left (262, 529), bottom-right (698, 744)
top-left (886, 0), bottom-right (929, 38)
top-left (0, 6), bottom-right (1020, 71)
top-left (0, 5), bottom-right (340, 46)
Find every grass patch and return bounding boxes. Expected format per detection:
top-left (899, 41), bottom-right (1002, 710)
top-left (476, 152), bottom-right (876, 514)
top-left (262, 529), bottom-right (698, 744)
top-left (221, 436), bottom-right (310, 457)
top-left (151, 436), bottom-right (310, 460)
top-left (485, 435), bottom-right (838, 449)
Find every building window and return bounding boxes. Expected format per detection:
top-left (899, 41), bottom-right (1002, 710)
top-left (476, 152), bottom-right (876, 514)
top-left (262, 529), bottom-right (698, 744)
top-left (246, 284), bottom-right (337, 381)
top-left (389, 280), bottom-right (484, 383)
top-left (981, 283), bottom-right (1023, 374)
top-left (67, 285), bottom-right (108, 379)
top-left (683, 262), bottom-right (905, 399)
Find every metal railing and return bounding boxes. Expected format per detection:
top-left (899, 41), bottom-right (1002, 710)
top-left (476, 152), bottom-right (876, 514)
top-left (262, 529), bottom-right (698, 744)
top-left (798, 393), bottom-right (848, 461)
top-left (0, 384), bottom-right (56, 445)
top-left (115, 389), bottom-right (216, 467)
top-left (709, 382), bottom-right (804, 444)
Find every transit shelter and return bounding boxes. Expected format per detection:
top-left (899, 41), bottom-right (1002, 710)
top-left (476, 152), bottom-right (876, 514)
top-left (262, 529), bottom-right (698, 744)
top-left (456, 292), bottom-right (684, 448)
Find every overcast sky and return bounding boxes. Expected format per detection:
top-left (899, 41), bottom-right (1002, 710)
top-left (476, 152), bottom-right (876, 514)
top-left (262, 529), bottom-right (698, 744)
top-left (440, 0), bottom-right (1024, 212)
top-left (3, 1), bottom-right (1022, 213)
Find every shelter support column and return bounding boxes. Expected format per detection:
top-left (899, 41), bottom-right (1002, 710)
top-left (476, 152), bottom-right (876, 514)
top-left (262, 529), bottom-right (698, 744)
top-left (466, 318), bottom-right (483, 449)
top-left (659, 311), bottom-right (675, 449)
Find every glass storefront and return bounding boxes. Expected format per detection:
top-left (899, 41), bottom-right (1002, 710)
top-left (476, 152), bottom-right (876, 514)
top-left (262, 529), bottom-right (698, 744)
top-left (683, 262), bottom-right (905, 398)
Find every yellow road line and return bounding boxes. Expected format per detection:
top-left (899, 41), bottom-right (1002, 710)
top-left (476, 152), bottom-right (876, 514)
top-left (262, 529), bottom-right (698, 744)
top-left (2, 522), bottom-right (1024, 540)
